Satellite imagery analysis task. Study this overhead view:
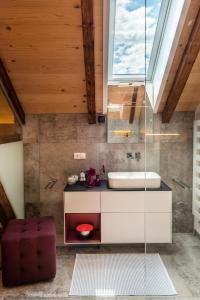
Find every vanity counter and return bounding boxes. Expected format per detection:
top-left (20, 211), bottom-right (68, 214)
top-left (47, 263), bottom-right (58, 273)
top-left (64, 180), bottom-right (171, 192)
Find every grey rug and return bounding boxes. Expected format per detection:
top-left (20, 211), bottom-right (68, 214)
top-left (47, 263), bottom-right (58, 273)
top-left (70, 253), bottom-right (177, 296)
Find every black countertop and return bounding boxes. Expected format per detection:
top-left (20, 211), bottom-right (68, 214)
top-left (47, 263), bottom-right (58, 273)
top-left (64, 180), bottom-right (172, 192)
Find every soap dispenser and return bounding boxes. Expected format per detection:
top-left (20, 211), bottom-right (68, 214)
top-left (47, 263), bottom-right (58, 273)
top-left (79, 171), bottom-right (86, 185)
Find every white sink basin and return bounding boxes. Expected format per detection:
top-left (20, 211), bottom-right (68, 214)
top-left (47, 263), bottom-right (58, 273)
top-left (108, 172), bottom-right (161, 189)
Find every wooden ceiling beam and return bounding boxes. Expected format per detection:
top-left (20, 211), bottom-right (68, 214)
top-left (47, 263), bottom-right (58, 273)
top-left (81, 0), bottom-right (96, 124)
top-left (0, 59), bottom-right (25, 125)
top-left (129, 86), bottom-right (139, 124)
top-left (0, 124), bottom-right (21, 144)
top-left (162, 8), bottom-right (200, 123)
top-left (0, 181), bottom-right (16, 233)
top-left (134, 85), bottom-right (145, 121)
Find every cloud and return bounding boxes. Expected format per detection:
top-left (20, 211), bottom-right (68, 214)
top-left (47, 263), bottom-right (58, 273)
top-left (112, 0), bottom-right (161, 76)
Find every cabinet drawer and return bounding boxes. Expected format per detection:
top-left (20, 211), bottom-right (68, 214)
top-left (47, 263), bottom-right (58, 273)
top-left (101, 213), bottom-right (144, 243)
top-left (145, 213), bottom-right (172, 243)
top-left (144, 191), bottom-right (172, 212)
top-left (64, 192), bottom-right (100, 213)
top-left (101, 192), bottom-right (144, 212)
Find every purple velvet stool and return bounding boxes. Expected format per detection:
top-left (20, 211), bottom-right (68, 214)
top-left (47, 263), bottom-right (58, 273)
top-left (1, 216), bottom-right (56, 286)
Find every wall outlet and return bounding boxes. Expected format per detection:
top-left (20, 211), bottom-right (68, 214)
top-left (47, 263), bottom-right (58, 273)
top-left (74, 153), bottom-right (86, 160)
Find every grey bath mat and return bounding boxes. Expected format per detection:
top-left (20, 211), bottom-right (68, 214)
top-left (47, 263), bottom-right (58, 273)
top-left (69, 253), bottom-right (177, 296)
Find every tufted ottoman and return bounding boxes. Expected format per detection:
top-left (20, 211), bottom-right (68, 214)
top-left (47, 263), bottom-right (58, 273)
top-left (1, 216), bottom-right (56, 286)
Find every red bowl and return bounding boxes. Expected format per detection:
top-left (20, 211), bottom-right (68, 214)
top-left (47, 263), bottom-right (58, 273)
top-left (76, 223), bottom-right (94, 237)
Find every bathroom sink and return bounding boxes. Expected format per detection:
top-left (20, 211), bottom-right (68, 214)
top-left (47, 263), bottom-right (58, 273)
top-left (108, 172), bottom-right (161, 189)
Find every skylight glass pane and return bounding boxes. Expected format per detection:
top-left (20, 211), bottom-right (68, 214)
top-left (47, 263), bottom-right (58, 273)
top-left (112, 0), bottom-right (162, 76)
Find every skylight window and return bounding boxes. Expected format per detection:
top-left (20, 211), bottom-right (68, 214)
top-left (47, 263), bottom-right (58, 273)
top-left (108, 0), bottom-right (171, 82)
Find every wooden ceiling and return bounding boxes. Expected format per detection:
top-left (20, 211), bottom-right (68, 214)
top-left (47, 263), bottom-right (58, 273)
top-left (176, 51), bottom-right (200, 111)
top-left (158, 1), bottom-right (200, 120)
top-left (158, 53), bottom-right (200, 112)
top-left (0, 0), bottom-right (103, 114)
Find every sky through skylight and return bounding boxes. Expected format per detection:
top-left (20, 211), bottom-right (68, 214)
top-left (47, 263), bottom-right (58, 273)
top-left (113, 0), bottom-right (162, 76)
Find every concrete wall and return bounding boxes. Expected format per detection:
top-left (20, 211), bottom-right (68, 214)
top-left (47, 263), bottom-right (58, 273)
top-left (157, 112), bottom-right (194, 232)
top-left (23, 112), bottom-right (194, 233)
top-left (0, 141), bottom-right (24, 218)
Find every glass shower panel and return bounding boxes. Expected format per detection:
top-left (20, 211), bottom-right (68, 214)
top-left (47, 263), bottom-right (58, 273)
top-left (144, 0), bottom-right (176, 297)
top-left (107, 101), bottom-right (146, 295)
top-left (107, 0), bottom-right (148, 295)
top-left (144, 97), bottom-right (178, 297)
top-left (143, 81), bottom-right (175, 297)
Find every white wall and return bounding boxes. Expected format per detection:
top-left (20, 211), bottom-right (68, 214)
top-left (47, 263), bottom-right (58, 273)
top-left (0, 141), bottom-right (24, 218)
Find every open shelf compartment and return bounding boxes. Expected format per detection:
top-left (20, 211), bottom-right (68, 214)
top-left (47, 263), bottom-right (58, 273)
top-left (65, 213), bottom-right (101, 244)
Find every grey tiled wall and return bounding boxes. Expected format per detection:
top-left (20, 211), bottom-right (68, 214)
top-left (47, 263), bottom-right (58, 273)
top-left (23, 112), bottom-right (194, 234)
top-left (158, 112), bottom-right (194, 232)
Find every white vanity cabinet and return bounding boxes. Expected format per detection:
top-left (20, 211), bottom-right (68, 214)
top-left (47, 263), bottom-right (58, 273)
top-left (101, 191), bottom-right (145, 212)
top-left (64, 192), bottom-right (100, 213)
top-left (101, 213), bottom-right (145, 243)
top-left (64, 187), bottom-right (172, 244)
top-left (145, 213), bottom-right (171, 243)
top-left (100, 191), bottom-right (172, 244)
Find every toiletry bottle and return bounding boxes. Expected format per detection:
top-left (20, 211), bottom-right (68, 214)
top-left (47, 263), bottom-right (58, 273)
top-left (95, 174), bottom-right (101, 186)
top-left (79, 171), bottom-right (86, 185)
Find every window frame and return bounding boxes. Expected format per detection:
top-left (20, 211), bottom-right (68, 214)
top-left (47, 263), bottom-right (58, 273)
top-left (107, 0), bottom-right (172, 83)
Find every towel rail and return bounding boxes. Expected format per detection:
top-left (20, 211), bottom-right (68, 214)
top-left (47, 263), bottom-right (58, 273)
top-left (172, 178), bottom-right (185, 189)
top-left (171, 177), bottom-right (192, 190)
top-left (172, 177), bottom-right (192, 190)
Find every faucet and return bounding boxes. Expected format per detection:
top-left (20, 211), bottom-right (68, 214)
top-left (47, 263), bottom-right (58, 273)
top-left (135, 152), bottom-right (141, 162)
top-left (126, 152), bottom-right (141, 161)
top-left (126, 152), bottom-right (134, 159)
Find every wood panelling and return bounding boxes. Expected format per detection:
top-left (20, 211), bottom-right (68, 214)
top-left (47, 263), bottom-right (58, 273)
top-left (176, 51), bottom-right (200, 111)
top-left (20, 95), bottom-right (87, 114)
top-left (0, 0), bottom-right (103, 114)
top-left (0, 1), bottom-right (82, 25)
top-left (162, 7), bottom-right (200, 123)
top-left (158, 0), bottom-right (200, 113)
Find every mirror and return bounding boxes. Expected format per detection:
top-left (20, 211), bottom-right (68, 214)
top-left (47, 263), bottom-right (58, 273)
top-left (107, 83), bottom-right (154, 143)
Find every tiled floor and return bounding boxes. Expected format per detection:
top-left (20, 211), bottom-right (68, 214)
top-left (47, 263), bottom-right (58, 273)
top-left (1, 233), bottom-right (200, 300)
